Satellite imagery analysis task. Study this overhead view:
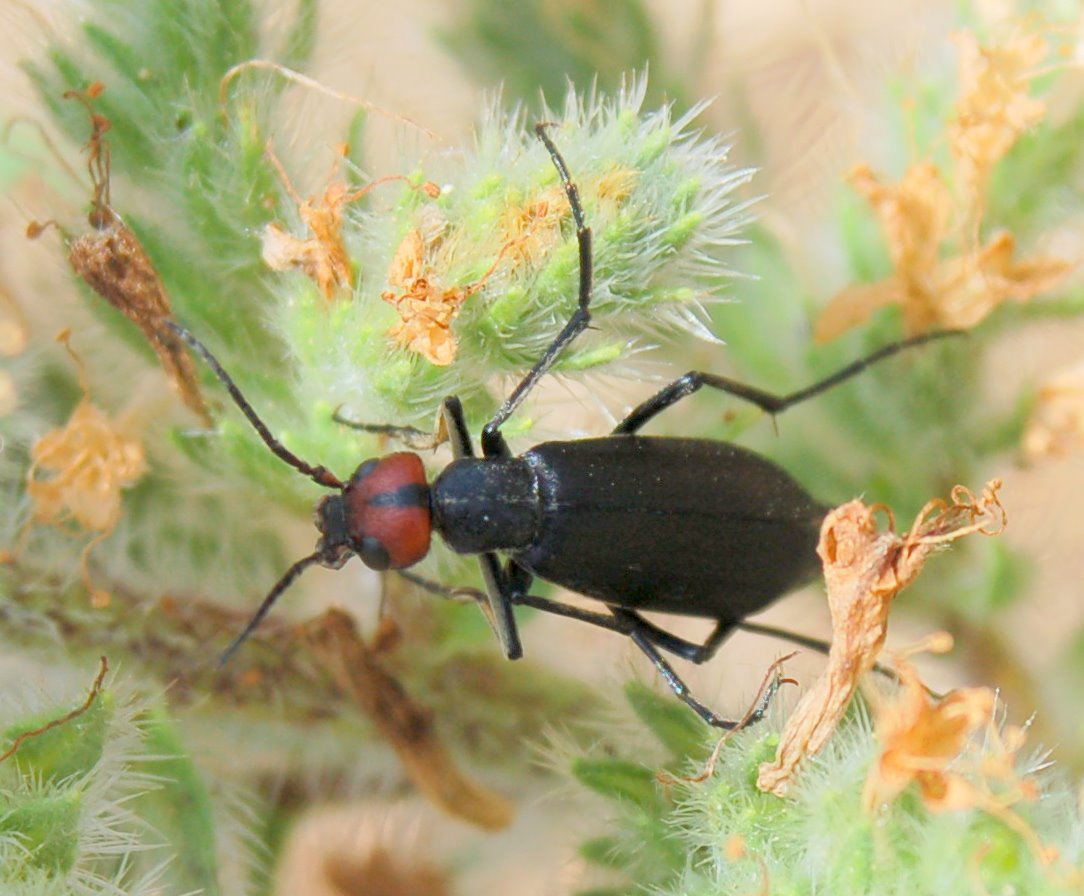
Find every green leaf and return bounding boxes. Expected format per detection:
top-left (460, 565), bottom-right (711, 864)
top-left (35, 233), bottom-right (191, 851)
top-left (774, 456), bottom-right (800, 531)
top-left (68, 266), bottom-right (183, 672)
top-left (624, 680), bottom-right (707, 761)
top-left (571, 757), bottom-right (662, 810)
top-left (579, 834), bottom-right (626, 868)
top-left (135, 705), bottom-right (221, 896)
top-left (2, 694), bottom-right (111, 784)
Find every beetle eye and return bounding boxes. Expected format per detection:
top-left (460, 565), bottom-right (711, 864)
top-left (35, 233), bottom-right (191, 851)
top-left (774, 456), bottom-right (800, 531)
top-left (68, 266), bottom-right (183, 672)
top-left (358, 536), bottom-right (390, 571)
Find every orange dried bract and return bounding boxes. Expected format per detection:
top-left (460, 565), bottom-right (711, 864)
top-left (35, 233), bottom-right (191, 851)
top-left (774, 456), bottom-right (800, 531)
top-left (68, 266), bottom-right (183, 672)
top-left (854, 163), bottom-right (950, 281)
top-left (382, 226), bottom-right (514, 366)
top-left (864, 644), bottom-right (1055, 866)
top-left (262, 143), bottom-right (440, 301)
top-left (498, 184), bottom-right (568, 266)
top-left (1023, 360), bottom-right (1084, 458)
top-left (756, 481), bottom-right (1005, 797)
top-left (863, 649), bottom-right (995, 811)
top-left (932, 229), bottom-right (1070, 329)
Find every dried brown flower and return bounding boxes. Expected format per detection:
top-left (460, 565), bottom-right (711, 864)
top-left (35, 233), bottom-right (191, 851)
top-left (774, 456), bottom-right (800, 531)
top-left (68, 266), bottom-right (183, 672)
top-left (381, 226), bottom-right (514, 366)
top-left (862, 635), bottom-right (995, 810)
top-left (862, 636), bottom-right (1058, 867)
top-left (26, 332), bottom-right (145, 607)
top-left (816, 28), bottom-right (1068, 342)
top-left (815, 165), bottom-right (1069, 339)
top-left (950, 29), bottom-right (1048, 205)
top-left (756, 481), bottom-right (1005, 796)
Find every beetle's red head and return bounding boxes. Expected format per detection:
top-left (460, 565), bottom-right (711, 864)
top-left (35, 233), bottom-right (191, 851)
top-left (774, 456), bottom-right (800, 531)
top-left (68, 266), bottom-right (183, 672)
top-left (315, 452), bottom-right (432, 570)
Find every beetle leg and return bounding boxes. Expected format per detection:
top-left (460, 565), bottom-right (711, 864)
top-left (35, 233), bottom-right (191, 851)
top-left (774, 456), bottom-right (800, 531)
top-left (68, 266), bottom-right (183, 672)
top-left (612, 330), bottom-right (960, 435)
top-left (403, 555), bottom-right (524, 661)
top-left (481, 123), bottom-right (594, 458)
top-left (401, 569), bottom-right (909, 688)
top-left (613, 611), bottom-right (737, 665)
top-left (407, 576), bottom-right (747, 719)
top-left (441, 396), bottom-right (477, 459)
top-left (399, 569), bottom-right (638, 637)
top-left (332, 412), bottom-right (443, 451)
top-left (475, 552), bottom-right (524, 660)
top-left (400, 567), bottom-right (745, 665)
top-left (442, 395), bottom-right (523, 659)
top-left (612, 609), bottom-right (748, 730)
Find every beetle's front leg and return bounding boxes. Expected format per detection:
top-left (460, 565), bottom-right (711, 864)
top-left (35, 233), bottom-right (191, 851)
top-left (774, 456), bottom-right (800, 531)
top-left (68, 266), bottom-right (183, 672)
top-left (476, 552), bottom-right (524, 660)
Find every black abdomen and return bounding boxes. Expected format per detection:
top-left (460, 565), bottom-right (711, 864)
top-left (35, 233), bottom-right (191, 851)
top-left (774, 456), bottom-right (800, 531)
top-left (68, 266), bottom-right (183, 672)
top-left (513, 437), bottom-right (827, 619)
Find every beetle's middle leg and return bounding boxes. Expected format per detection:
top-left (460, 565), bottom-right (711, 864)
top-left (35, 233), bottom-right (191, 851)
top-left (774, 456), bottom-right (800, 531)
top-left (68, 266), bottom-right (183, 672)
top-left (609, 610), bottom-right (736, 664)
top-left (399, 568), bottom-right (734, 664)
top-left (612, 330), bottom-right (959, 435)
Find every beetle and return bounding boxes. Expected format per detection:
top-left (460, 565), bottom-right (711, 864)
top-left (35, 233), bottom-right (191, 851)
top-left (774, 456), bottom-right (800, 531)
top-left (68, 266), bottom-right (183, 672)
top-left (167, 124), bottom-right (950, 727)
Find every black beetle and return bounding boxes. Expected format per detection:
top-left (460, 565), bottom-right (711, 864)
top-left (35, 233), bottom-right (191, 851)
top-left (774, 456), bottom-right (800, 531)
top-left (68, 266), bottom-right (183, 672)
top-left (167, 124), bottom-right (949, 727)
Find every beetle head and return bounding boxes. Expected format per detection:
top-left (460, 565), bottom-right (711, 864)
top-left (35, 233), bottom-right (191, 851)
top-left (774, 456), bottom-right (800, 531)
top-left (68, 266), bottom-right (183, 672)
top-left (315, 452), bottom-right (432, 571)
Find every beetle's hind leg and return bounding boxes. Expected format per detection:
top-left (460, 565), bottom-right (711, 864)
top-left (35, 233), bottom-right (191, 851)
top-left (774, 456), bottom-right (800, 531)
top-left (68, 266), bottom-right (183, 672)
top-left (399, 568), bottom-right (732, 663)
top-left (612, 330), bottom-right (960, 435)
top-left (609, 610), bottom-right (737, 664)
top-left (612, 609), bottom-right (756, 730)
top-left (398, 572), bottom-right (775, 727)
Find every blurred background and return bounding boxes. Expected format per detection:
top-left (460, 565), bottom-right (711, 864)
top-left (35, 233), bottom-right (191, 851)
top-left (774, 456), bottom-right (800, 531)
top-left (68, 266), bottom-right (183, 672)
top-left (1, 1), bottom-right (1082, 893)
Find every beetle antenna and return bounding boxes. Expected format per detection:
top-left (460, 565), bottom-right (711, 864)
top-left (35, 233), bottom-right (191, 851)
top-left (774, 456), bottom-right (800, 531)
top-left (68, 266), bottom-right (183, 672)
top-left (218, 551), bottom-right (325, 665)
top-left (165, 321), bottom-right (343, 489)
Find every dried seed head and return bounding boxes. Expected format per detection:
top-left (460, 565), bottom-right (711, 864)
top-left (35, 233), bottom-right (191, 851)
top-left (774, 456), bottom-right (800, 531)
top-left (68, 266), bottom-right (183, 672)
top-left (34, 84), bottom-right (212, 424)
top-left (66, 222), bottom-right (212, 425)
